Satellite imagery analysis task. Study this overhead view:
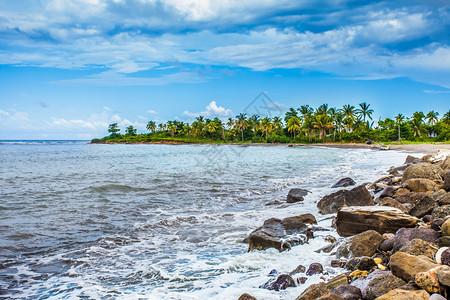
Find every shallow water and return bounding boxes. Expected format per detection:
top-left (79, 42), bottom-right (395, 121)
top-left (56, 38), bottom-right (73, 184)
top-left (0, 141), bottom-right (409, 299)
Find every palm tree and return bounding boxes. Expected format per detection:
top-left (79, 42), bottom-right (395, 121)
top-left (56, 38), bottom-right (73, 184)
top-left (146, 121), bottom-right (156, 133)
top-left (341, 104), bottom-right (356, 132)
top-left (249, 114), bottom-right (260, 136)
top-left (260, 117), bottom-right (273, 140)
top-left (167, 121), bottom-right (177, 137)
top-left (284, 108), bottom-right (298, 124)
top-left (227, 118), bottom-right (235, 130)
top-left (443, 110), bottom-right (450, 126)
top-left (357, 102), bottom-right (374, 128)
top-left (287, 116), bottom-right (301, 139)
top-left (334, 112), bottom-right (344, 140)
top-left (316, 103), bottom-right (329, 116)
top-left (314, 114), bottom-right (333, 140)
top-left (395, 113), bottom-right (405, 140)
top-left (206, 121), bottom-right (217, 140)
top-left (410, 118), bottom-right (422, 137)
top-left (272, 116), bottom-right (283, 132)
top-left (426, 111), bottom-right (439, 126)
top-left (236, 113), bottom-right (248, 141)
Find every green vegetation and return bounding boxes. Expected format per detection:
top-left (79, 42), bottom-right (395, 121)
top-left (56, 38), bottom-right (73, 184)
top-left (92, 103), bottom-right (450, 144)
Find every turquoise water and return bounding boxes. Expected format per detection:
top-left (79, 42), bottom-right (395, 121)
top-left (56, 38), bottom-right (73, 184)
top-left (0, 141), bottom-right (409, 299)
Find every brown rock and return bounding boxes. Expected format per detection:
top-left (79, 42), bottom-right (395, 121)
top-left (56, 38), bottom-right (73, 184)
top-left (238, 293), bottom-right (257, 300)
top-left (415, 265), bottom-right (446, 294)
top-left (378, 197), bottom-right (408, 213)
top-left (366, 272), bottom-right (406, 300)
top-left (399, 239), bottom-right (439, 259)
top-left (392, 227), bottom-right (440, 253)
top-left (296, 282), bottom-right (331, 300)
top-left (374, 288), bottom-right (430, 299)
top-left (318, 185), bottom-right (373, 214)
top-left (336, 206), bottom-right (421, 237)
top-left (444, 170), bottom-right (450, 191)
top-left (431, 205), bottom-right (450, 219)
top-left (404, 178), bottom-right (438, 193)
top-left (332, 284), bottom-right (362, 300)
top-left (389, 252), bottom-right (440, 282)
top-left (436, 266), bottom-right (450, 286)
top-left (394, 188), bottom-right (410, 197)
top-left (318, 293), bottom-right (344, 300)
top-left (441, 218), bottom-right (450, 237)
top-left (287, 188), bottom-right (310, 203)
top-left (395, 192), bottom-right (429, 204)
top-left (441, 155), bottom-right (450, 170)
top-left (405, 155), bottom-right (420, 164)
top-left (409, 195), bottom-right (437, 218)
top-left (437, 192), bottom-right (450, 205)
top-left (326, 274), bottom-right (349, 289)
top-left (335, 230), bottom-right (384, 258)
top-left (402, 162), bottom-right (445, 182)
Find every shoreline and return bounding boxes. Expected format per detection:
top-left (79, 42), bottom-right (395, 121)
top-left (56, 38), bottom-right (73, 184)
top-left (93, 140), bottom-right (450, 154)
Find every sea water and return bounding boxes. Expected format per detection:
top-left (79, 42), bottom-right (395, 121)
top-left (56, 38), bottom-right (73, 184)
top-left (0, 141), bottom-right (411, 299)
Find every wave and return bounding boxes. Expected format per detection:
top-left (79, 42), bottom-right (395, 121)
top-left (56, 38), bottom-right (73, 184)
top-left (88, 184), bottom-right (150, 193)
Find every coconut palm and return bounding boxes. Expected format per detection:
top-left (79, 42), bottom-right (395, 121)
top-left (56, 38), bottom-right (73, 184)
top-left (287, 116), bottom-right (301, 139)
top-left (206, 121), bottom-right (217, 140)
top-left (167, 121), bottom-right (177, 137)
top-left (260, 117), bottom-right (273, 140)
top-left (284, 108), bottom-right (298, 124)
top-left (272, 116), bottom-right (283, 132)
top-left (314, 114), bottom-right (333, 140)
top-left (341, 104), bottom-right (356, 132)
top-left (356, 102), bottom-right (374, 124)
top-left (426, 111), bottom-right (439, 126)
top-left (316, 103), bottom-right (329, 116)
top-left (146, 121), bottom-right (156, 133)
top-left (249, 114), bottom-right (260, 136)
top-left (443, 110), bottom-right (450, 125)
top-left (236, 113), bottom-right (248, 141)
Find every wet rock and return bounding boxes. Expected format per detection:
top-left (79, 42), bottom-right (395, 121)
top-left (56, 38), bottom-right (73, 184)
top-left (247, 214), bottom-right (316, 251)
top-left (350, 269), bottom-right (386, 299)
top-left (405, 155), bottom-right (420, 165)
top-left (379, 186), bottom-right (395, 198)
top-left (326, 273), bottom-right (349, 289)
top-left (332, 284), bottom-right (362, 300)
top-left (344, 256), bottom-right (375, 271)
top-left (265, 200), bottom-right (282, 206)
top-left (409, 195), bottom-right (436, 218)
top-left (389, 165), bottom-right (409, 176)
top-left (306, 263), bottom-right (323, 276)
top-left (392, 227), bottom-right (440, 253)
top-left (437, 266), bottom-right (450, 286)
top-left (297, 277), bottom-right (307, 284)
top-left (402, 162), bottom-right (444, 182)
top-left (317, 293), bottom-right (344, 300)
top-left (378, 198), bottom-right (408, 213)
top-left (290, 265), bottom-right (306, 275)
top-left (331, 259), bottom-right (347, 268)
top-left (398, 239), bottom-right (439, 260)
top-left (375, 288), bottom-right (430, 300)
top-left (238, 293), bottom-right (257, 300)
top-left (415, 265), bottom-right (446, 294)
top-left (318, 185), bottom-right (373, 214)
top-left (389, 252), bottom-right (440, 282)
top-left (431, 205), bottom-right (450, 219)
top-left (437, 193), bottom-right (450, 205)
top-left (260, 274), bottom-right (296, 291)
top-left (444, 170), bottom-right (450, 191)
top-left (404, 178), bottom-right (438, 193)
top-left (295, 282), bottom-right (331, 300)
top-left (335, 230), bottom-right (384, 258)
top-left (335, 206), bottom-right (421, 237)
top-left (332, 177), bottom-right (356, 188)
top-left (287, 188), bottom-right (310, 203)
top-left (366, 271), bottom-right (406, 300)
top-left (441, 218), bottom-right (450, 236)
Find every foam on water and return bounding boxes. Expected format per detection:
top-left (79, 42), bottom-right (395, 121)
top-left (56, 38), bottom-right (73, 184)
top-left (0, 142), bottom-right (412, 299)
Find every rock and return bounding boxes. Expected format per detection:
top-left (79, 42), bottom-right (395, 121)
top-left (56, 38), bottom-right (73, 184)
top-left (395, 191), bottom-right (429, 205)
top-left (238, 293), bottom-right (257, 300)
top-left (374, 289), bottom-right (430, 300)
top-left (379, 186), bottom-right (395, 198)
top-left (366, 272), bottom-right (406, 300)
top-left (437, 236), bottom-right (450, 247)
top-left (444, 170), bottom-right (450, 191)
top-left (247, 214), bottom-right (315, 251)
top-left (415, 265), bottom-right (446, 294)
top-left (392, 227), bottom-right (441, 253)
top-left (297, 277), bottom-right (308, 284)
top-left (409, 195), bottom-right (437, 218)
top-left (431, 218), bottom-right (445, 231)
top-left (335, 230), bottom-right (383, 259)
top-left (402, 163), bottom-right (444, 182)
top-left (265, 200), bottom-right (282, 206)
top-left (429, 294), bottom-right (447, 300)
top-left (326, 274), bottom-right (349, 289)
top-left (331, 259), bottom-right (347, 268)
top-left (332, 178), bottom-right (356, 188)
top-left (436, 247), bottom-right (450, 265)
top-left (295, 282), bottom-right (331, 300)
top-left (389, 252), bottom-right (440, 282)
top-left (431, 205), bottom-right (450, 219)
top-left (350, 269), bottom-right (386, 299)
top-left (399, 239), bottom-right (439, 259)
top-left (394, 188), bottom-right (410, 196)
top-left (405, 155), bottom-right (420, 164)
top-left (379, 236), bottom-right (395, 252)
top-left (441, 156), bottom-right (450, 170)
top-left (432, 189), bottom-right (447, 200)
top-left (344, 256), bottom-right (375, 271)
top-left (441, 218), bottom-right (450, 236)
top-left (287, 188), bottom-right (309, 203)
top-left (318, 185), bottom-right (373, 214)
top-left (336, 206), bottom-right (421, 237)
top-left (260, 274), bottom-right (296, 291)
top-left (332, 284), bottom-right (362, 300)
top-left (404, 178), bottom-right (438, 193)
top-left (290, 265), bottom-right (306, 275)
top-left (318, 293), bottom-right (344, 300)
top-left (306, 263), bottom-right (323, 276)
top-left (437, 266), bottom-right (450, 286)
top-left (378, 197), bottom-right (408, 213)
top-left (422, 214), bottom-right (433, 223)
top-left (437, 193), bottom-right (450, 205)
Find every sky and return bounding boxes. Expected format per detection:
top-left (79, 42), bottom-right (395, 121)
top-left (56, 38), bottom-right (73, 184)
top-left (0, 0), bottom-right (449, 140)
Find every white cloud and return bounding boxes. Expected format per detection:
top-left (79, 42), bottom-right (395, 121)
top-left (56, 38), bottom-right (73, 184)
top-left (423, 89), bottom-right (450, 94)
top-left (0, 109), bottom-right (10, 117)
top-left (147, 109), bottom-right (157, 114)
top-left (103, 106), bottom-right (111, 111)
top-left (183, 100), bottom-right (233, 118)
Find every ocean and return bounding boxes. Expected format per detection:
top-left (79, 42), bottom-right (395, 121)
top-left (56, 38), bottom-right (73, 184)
top-left (0, 141), bottom-right (410, 299)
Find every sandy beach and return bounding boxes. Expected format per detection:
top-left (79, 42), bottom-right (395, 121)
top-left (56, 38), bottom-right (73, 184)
top-left (302, 143), bottom-right (450, 154)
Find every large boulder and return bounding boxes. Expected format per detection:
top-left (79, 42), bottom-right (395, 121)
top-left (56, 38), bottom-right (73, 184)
top-left (403, 178), bottom-right (438, 193)
top-left (395, 192), bottom-right (429, 205)
top-left (389, 252), bottom-right (440, 282)
top-left (402, 163), bottom-right (444, 182)
top-left (349, 269), bottom-right (386, 299)
top-left (398, 239), bottom-right (439, 260)
top-left (260, 274), bottom-right (296, 291)
top-left (405, 155), bottom-right (420, 165)
top-left (441, 156), bottom-right (450, 170)
top-left (409, 195), bottom-right (437, 218)
top-left (374, 289), bottom-right (430, 300)
top-left (366, 272), bottom-right (406, 300)
top-left (296, 282), bottom-right (331, 300)
top-left (437, 193), bottom-right (450, 205)
top-left (392, 227), bottom-right (441, 253)
top-left (415, 265), bottom-right (447, 294)
top-left (332, 177), bottom-right (356, 188)
top-left (331, 284), bottom-right (362, 300)
top-left (335, 206), bottom-right (421, 237)
top-left (378, 197), bottom-right (408, 213)
top-left (318, 185), bottom-right (373, 214)
top-left (335, 230), bottom-right (384, 259)
top-left (287, 188), bottom-right (309, 203)
top-left (247, 214), bottom-right (316, 251)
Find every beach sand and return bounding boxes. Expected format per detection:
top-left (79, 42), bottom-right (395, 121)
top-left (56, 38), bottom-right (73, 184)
top-left (303, 143), bottom-right (450, 154)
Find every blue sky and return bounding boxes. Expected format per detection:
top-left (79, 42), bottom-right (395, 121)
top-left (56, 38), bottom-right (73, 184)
top-left (0, 0), bottom-right (449, 139)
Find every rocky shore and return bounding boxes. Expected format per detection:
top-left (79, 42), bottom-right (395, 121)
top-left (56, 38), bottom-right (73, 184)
top-left (239, 150), bottom-right (450, 300)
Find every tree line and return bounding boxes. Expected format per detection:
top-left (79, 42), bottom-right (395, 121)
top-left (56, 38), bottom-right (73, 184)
top-left (94, 102), bottom-right (450, 143)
